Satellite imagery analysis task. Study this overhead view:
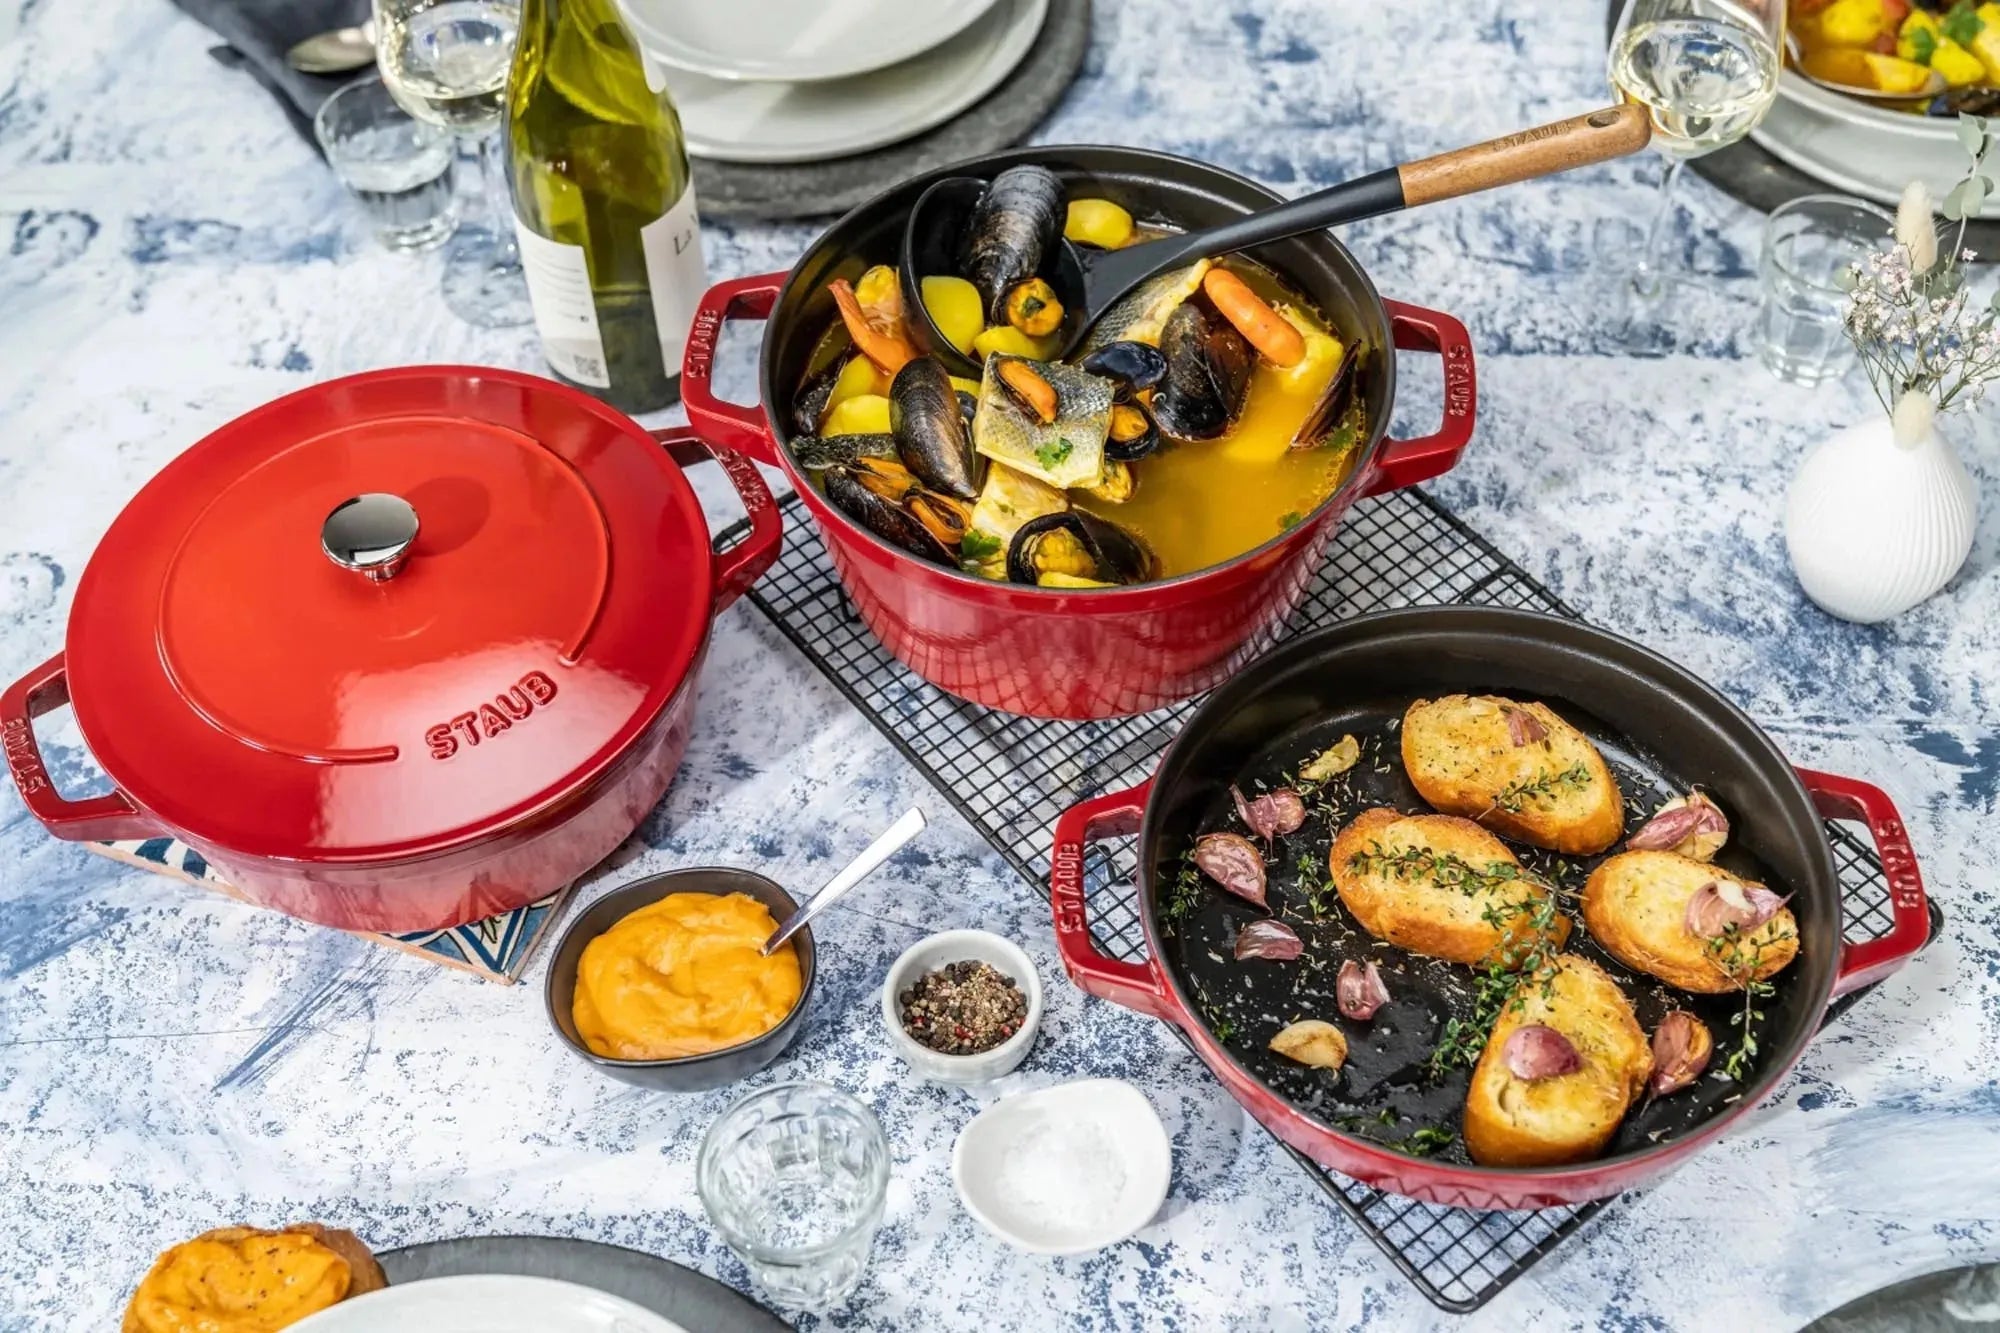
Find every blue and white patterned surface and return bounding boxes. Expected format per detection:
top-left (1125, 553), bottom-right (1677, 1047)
top-left (2, 1), bottom-right (1997, 1330)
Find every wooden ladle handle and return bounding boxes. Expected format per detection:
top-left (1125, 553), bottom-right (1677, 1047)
top-left (1399, 103), bottom-right (1653, 207)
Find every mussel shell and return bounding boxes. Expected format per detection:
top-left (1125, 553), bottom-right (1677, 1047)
top-left (960, 165), bottom-right (1064, 324)
top-left (1152, 302), bottom-right (1252, 442)
top-left (888, 356), bottom-right (984, 501)
top-left (1104, 403), bottom-right (1160, 462)
top-left (792, 432), bottom-right (898, 470)
top-left (1079, 341), bottom-right (1168, 399)
top-left (1291, 341), bottom-right (1365, 451)
top-left (956, 390), bottom-right (979, 431)
top-left (825, 465), bottom-right (955, 566)
top-left (1005, 510), bottom-right (1156, 587)
top-left (792, 361), bottom-right (841, 436)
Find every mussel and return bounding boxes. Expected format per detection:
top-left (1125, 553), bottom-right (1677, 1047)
top-left (993, 356), bottom-right (1060, 426)
top-left (1079, 341), bottom-right (1168, 400)
top-left (793, 431), bottom-right (898, 470)
top-left (1291, 341), bottom-right (1365, 451)
top-left (1151, 302), bottom-right (1252, 443)
top-left (1104, 402), bottom-right (1160, 462)
top-left (956, 390), bottom-right (979, 431)
top-left (792, 361), bottom-right (840, 436)
top-left (889, 356), bottom-right (984, 500)
top-left (1005, 511), bottom-right (1156, 588)
top-left (823, 457), bottom-right (969, 567)
top-left (961, 165), bottom-right (1064, 324)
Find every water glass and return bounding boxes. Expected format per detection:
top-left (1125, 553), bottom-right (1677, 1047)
top-left (1755, 194), bottom-right (1894, 385)
top-left (313, 77), bottom-right (457, 252)
top-left (697, 1083), bottom-right (889, 1311)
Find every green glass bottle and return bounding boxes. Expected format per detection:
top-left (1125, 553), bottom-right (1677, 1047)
top-left (506, 0), bottom-right (705, 413)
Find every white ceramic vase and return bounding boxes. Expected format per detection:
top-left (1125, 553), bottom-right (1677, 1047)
top-left (1784, 394), bottom-right (1978, 624)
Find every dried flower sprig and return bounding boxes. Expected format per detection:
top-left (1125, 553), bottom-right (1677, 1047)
top-left (1843, 113), bottom-right (2000, 429)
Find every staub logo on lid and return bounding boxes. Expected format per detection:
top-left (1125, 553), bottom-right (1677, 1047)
top-left (425, 671), bottom-right (559, 760)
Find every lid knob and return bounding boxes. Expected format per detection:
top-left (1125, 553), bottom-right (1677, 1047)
top-left (321, 494), bottom-right (419, 582)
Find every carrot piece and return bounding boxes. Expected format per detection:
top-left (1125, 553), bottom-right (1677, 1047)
top-left (829, 278), bottom-right (917, 374)
top-left (1202, 268), bottom-right (1306, 368)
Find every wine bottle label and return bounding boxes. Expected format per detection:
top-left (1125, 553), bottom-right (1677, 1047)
top-left (640, 186), bottom-right (707, 376)
top-left (513, 218), bottom-right (611, 388)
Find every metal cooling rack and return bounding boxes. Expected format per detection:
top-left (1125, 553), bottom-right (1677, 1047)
top-left (721, 486), bottom-right (1925, 1313)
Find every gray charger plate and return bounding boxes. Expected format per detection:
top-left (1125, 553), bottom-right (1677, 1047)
top-left (691, 0), bottom-right (1089, 222)
top-left (380, 1235), bottom-right (792, 1331)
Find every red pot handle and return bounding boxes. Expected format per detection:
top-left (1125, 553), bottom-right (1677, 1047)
top-left (682, 270), bottom-right (788, 468)
top-left (1359, 301), bottom-right (1477, 497)
top-left (651, 424), bottom-right (782, 614)
top-left (1, 653), bottom-right (158, 842)
top-left (1050, 780), bottom-right (1178, 1021)
top-left (1797, 766), bottom-right (1932, 998)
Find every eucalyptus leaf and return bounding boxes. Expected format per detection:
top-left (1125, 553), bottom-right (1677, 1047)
top-left (1836, 266), bottom-right (1859, 292)
top-left (1970, 177), bottom-right (1993, 211)
top-left (1959, 114), bottom-right (1986, 157)
top-left (1990, 286), bottom-right (2000, 312)
top-left (1944, 181), bottom-right (1971, 221)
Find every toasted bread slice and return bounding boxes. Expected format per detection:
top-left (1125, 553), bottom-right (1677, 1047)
top-left (123, 1224), bottom-right (386, 1333)
top-left (1401, 695), bottom-right (1624, 854)
top-left (1581, 850), bottom-right (1800, 994)
top-left (1328, 808), bottom-right (1571, 966)
top-left (1463, 954), bottom-right (1652, 1168)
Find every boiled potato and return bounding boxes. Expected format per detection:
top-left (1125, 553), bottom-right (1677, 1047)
top-left (823, 354), bottom-right (888, 419)
top-left (822, 393), bottom-right (891, 437)
top-left (854, 264), bottom-right (899, 309)
top-left (1932, 37), bottom-right (1986, 85)
top-left (921, 275), bottom-right (984, 356)
top-left (1818, 0), bottom-right (1891, 46)
top-left (1064, 197), bottom-right (1134, 249)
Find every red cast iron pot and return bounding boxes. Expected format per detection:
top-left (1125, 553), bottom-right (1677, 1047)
top-left (1051, 608), bottom-right (1932, 1209)
top-left (0, 367), bottom-right (779, 933)
top-left (681, 145), bottom-right (1478, 719)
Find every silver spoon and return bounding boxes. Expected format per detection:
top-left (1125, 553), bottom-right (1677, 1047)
top-left (1784, 30), bottom-right (1946, 103)
top-left (287, 18), bottom-right (378, 75)
top-left (763, 807), bottom-right (927, 955)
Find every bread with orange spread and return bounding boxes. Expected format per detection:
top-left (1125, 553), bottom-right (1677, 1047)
top-left (122, 1223), bottom-right (385, 1333)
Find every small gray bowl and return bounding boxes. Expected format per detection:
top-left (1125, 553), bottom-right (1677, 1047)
top-left (546, 867), bottom-right (816, 1091)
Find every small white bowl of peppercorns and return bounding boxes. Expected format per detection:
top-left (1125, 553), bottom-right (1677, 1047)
top-left (882, 929), bottom-right (1043, 1084)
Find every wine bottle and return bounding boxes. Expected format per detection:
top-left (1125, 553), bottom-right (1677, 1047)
top-left (506, 0), bottom-right (705, 413)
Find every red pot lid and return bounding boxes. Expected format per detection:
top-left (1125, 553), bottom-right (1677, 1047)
top-left (64, 366), bottom-right (715, 862)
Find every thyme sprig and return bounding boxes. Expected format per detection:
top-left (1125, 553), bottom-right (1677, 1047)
top-left (1707, 923), bottom-right (1795, 1081)
top-left (1386, 1126), bottom-right (1457, 1158)
top-left (1427, 889), bottom-right (1568, 1079)
top-left (1161, 844), bottom-right (1203, 924)
top-left (1346, 843), bottom-right (1527, 898)
top-left (1488, 762), bottom-right (1591, 815)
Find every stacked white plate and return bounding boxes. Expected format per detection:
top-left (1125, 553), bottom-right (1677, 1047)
top-left (621, 0), bottom-right (1051, 164)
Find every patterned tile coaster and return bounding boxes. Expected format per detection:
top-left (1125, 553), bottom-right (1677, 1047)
top-left (86, 835), bottom-right (569, 984)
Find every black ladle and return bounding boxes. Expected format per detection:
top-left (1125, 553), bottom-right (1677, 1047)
top-left (900, 103), bottom-right (1652, 376)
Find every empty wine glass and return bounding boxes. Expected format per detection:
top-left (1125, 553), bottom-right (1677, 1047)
top-left (1607, 0), bottom-right (1786, 297)
top-left (374, 0), bottom-right (532, 326)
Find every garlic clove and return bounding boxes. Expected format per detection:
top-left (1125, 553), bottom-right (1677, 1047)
top-left (1684, 879), bottom-right (1789, 939)
top-left (1192, 832), bottom-right (1269, 908)
top-left (1234, 919), bottom-right (1304, 961)
top-left (1336, 959), bottom-right (1391, 1020)
top-left (1502, 1024), bottom-right (1583, 1080)
top-left (1299, 734), bottom-right (1361, 782)
top-left (1231, 784), bottom-right (1307, 841)
top-left (1269, 1018), bottom-right (1347, 1069)
top-left (1504, 706), bottom-right (1550, 747)
top-left (1648, 1009), bottom-right (1713, 1096)
top-left (1627, 790), bottom-right (1730, 860)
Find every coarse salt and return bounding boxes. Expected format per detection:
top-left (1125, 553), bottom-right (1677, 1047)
top-left (989, 1113), bottom-right (1128, 1237)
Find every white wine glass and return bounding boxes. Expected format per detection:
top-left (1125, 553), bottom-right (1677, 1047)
top-left (1607, 0), bottom-right (1785, 297)
top-left (374, 0), bottom-right (533, 327)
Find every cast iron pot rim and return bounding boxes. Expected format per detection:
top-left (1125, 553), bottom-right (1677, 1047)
top-left (545, 866), bottom-right (816, 1073)
top-left (757, 143), bottom-right (1405, 599)
top-left (1137, 604), bottom-right (1840, 1180)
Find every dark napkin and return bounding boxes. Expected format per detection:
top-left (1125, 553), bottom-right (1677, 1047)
top-left (169, 0), bottom-right (373, 147)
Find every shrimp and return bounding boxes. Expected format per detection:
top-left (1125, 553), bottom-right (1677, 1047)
top-left (829, 277), bottom-right (917, 374)
top-left (1201, 268), bottom-right (1306, 368)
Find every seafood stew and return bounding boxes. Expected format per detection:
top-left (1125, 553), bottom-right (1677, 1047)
top-left (785, 165), bottom-right (1372, 586)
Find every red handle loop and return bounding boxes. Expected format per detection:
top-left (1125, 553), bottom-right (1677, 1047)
top-left (651, 425), bottom-right (782, 614)
top-left (1360, 300), bottom-right (1477, 497)
top-left (1, 653), bottom-right (157, 842)
top-left (1797, 767), bottom-right (1932, 997)
top-left (681, 270), bottom-right (787, 467)
top-left (1050, 780), bottom-right (1176, 1021)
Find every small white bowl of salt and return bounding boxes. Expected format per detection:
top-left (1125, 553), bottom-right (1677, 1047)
top-left (951, 1078), bottom-right (1172, 1255)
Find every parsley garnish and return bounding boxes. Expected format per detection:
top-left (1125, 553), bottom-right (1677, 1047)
top-left (1034, 437), bottom-right (1075, 471)
top-left (960, 529), bottom-right (1002, 563)
top-left (1909, 24), bottom-right (1940, 64)
top-left (1943, 0), bottom-right (1984, 48)
top-left (1279, 510), bottom-right (1303, 531)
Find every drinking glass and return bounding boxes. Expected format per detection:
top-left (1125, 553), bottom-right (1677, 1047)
top-left (1755, 194), bottom-right (1893, 384)
top-left (314, 77), bottom-right (458, 252)
top-left (697, 1083), bottom-right (889, 1311)
top-left (1607, 0), bottom-right (1786, 296)
top-left (374, 0), bottom-right (532, 326)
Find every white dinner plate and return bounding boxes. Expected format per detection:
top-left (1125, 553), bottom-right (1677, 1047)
top-left (621, 0), bottom-right (1002, 84)
top-left (668, 0), bottom-right (1047, 165)
top-left (1754, 70), bottom-right (2000, 219)
top-left (289, 1274), bottom-right (695, 1332)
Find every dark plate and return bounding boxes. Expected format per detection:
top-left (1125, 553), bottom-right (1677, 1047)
top-left (379, 1235), bottom-right (792, 1331)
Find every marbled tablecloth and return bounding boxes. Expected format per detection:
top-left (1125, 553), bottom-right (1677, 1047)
top-left (2, 1), bottom-right (1995, 1329)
